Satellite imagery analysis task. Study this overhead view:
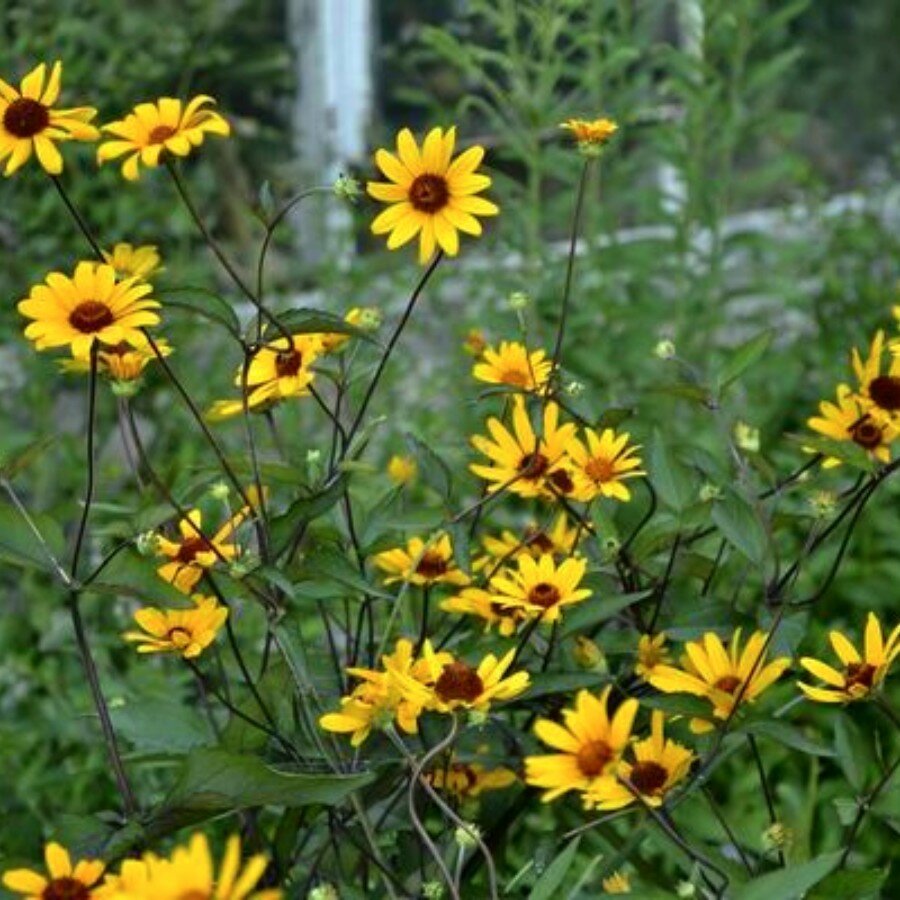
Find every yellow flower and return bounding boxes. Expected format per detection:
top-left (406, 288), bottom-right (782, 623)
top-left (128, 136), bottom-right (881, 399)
top-left (98, 832), bottom-right (279, 900)
top-left (402, 641), bottom-right (530, 714)
top-left (103, 243), bottom-right (163, 280)
top-left (568, 427), bottom-right (644, 502)
top-left (852, 330), bottom-right (900, 421)
top-left (373, 533), bottom-right (470, 587)
top-left (368, 126), bottom-right (499, 263)
top-left (648, 630), bottom-right (790, 733)
top-left (2, 841), bottom-right (104, 899)
top-left (807, 384), bottom-right (896, 467)
top-left (487, 553), bottom-right (591, 624)
top-left (0, 61), bottom-right (98, 176)
top-left (238, 333), bottom-right (324, 402)
top-left (123, 594), bottom-right (228, 659)
top-left (155, 506), bottom-right (248, 593)
top-left (601, 871), bottom-right (632, 895)
top-left (799, 612), bottom-right (900, 703)
top-left (472, 341), bottom-right (554, 393)
top-left (427, 757), bottom-right (517, 800)
top-left (524, 687), bottom-right (638, 803)
top-left (387, 454), bottom-right (418, 485)
top-left (441, 586), bottom-right (524, 637)
top-left (635, 632), bottom-right (670, 679)
top-left (18, 261), bottom-right (161, 358)
top-left (62, 338), bottom-right (172, 384)
top-left (470, 396), bottom-right (579, 499)
top-left (560, 117), bottom-right (618, 150)
top-left (475, 513), bottom-right (583, 571)
top-left (98, 95), bottom-right (230, 181)
top-left (206, 392), bottom-right (279, 422)
top-left (585, 711), bottom-right (694, 810)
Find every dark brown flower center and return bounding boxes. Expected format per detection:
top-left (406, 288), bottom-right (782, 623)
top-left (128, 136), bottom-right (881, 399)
top-left (714, 675), bottom-right (742, 694)
top-left (585, 456), bottom-right (616, 483)
top-left (869, 375), bottom-right (900, 412)
top-left (69, 300), bottom-right (115, 334)
top-left (42, 878), bottom-right (90, 900)
top-left (850, 417), bottom-right (883, 450)
top-left (3, 97), bottom-right (50, 137)
top-left (524, 527), bottom-right (554, 553)
top-left (175, 892), bottom-right (209, 900)
top-left (576, 739), bottom-right (613, 776)
top-left (166, 626), bottom-right (193, 644)
top-left (845, 662), bottom-right (877, 690)
top-left (501, 368), bottom-right (529, 387)
top-left (518, 452), bottom-right (549, 480)
top-left (527, 581), bottom-right (561, 608)
top-left (175, 536), bottom-right (214, 563)
top-left (275, 349), bottom-right (303, 378)
top-left (149, 124), bottom-right (177, 144)
top-left (415, 550), bottom-right (449, 579)
top-left (547, 468), bottom-right (575, 494)
top-left (628, 761), bottom-right (668, 795)
top-left (409, 174), bottom-right (449, 213)
top-left (435, 661), bottom-right (484, 703)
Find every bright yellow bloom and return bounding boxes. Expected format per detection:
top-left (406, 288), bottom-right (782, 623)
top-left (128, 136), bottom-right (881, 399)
top-left (852, 330), bottom-right (900, 421)
top-left (18, 262), bottom-right (161, 358)
top-left (63, 338), bottom-right (172, 384)
top-left (475, 514), bottom-right (583, 572)
top-left (368, 126), bottom-right (499, 263)
top-left (472, 341), bottom-right (553, 393)
top-left (0, 61), bottom-right (98, 176)
top-left (441, 586), bottom-right (524, 637)
top-left (2, 841), bottom-right (104, 899)
top-left (601, 871), bottom-right (632, 895)
top-left (560, 117), bottom-right (618, 149)
top-left (98, 95), bottom-right (230, 181)
top-left (155, 506), bottom-right (248, 593)
top-left (470, 396), bottom-right (579, 499)
top-left (103, 242), bottom-right (163, 280)
top-left (373, 533), bottom-right (470, 587)
top-left (567, 427), bottom-right (644, 502)
top-left (525, 687), bottom-right (638, 803)
top-left (807, 384), bottom-right (896, 467)
top-left (97, 832), bottom-right (279, 900)
top-left (240, 333), bottom-right (323, 399)
top-left (799, 612), bottom-right (900, 704)
top-left (400, 640), bottom-right (530, 715)
top-left (585, 711), bottom-right (693, 810)
top-left (427, 757), bottom-right (517, 800)
top-left (487, 553), bottom-right (591, 624)
top-left (648, 630), bottom-right (790, 733)
top-left (387, 454), bottom-right (417, 485)
top-left (635, 632), bottom-right (670, 679)
top-left (123, 594), bottom-right (228, 659)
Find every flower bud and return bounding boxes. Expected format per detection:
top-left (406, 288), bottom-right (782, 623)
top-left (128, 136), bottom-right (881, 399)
top-left (808, 489), bottom-right (836, 519)
top-left (698, 482), bottom-right (722, 503)
top-left (352, 306), bottom-right (383, 332)
top-left (332, 174), bottom-right (361, 202)
top-left (387, 455), bottom-right (417, 485)
top-left (572, 635), bottom-right (607, 673)
top-left (507, 291), bottom-right (530, 311)
top-left (209, 481), bottom-right (230, 502)
top-left (733, 421), bottom-right (760, 453)
top-left (761, 822), bottom-right (792, 856)
top-left (454, 822), bottom-right (482, 850)
top-left (654, 339), bottom-right (676, 360)
top-left (308, 885), bottom-right (340, 900)
top-left (564, 380), bottom-right (585, 398)
top-left (135, 531), bottom-right (160, 557)
top-left (676, 881), bottom-right (696, 898)
top-left (422, 882), bottom-right (445, 900)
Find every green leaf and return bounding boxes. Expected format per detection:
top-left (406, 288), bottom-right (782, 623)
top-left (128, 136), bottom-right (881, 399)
top-left (528, 836), bottom-right (580, 900)
top-left (0, 500), bottom-right (67, 573)
top-left (404, 432), bottom-right (453, 503)
top-left (732, 851), bottom-right (841, 900)
top-left (650, 432), bottom-right (698, 512)
top-left (271, 307), bottom-right (374, 342)
top-left (711, 489), bottom-right (769, 566)
top-left (834, 714), bottom-right (867, 791)
top-left (560, 590), bottom-right (651, 638)
top-left (785, 433), bottom-right (874, 472)
top-left (159, 286), bottom-right (242, 337)
top-left (0, 436), bottom-right (56, 478)
top-left (808, 869), bottom-right (887, 899)
top-left (744, 721), bottom-right (835, 757)
top-left (526, 672), bottom-right (607, 701)
top-left (271, 476), bottom-right (347, 554)
top-left (112, 698), bottom-right (212, 754)
top-left (714, 329), bottom-right (774, 394)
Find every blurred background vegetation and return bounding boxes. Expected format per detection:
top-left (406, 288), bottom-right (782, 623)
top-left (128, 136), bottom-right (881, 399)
top-left (2, 0), bottom-right (899, 894)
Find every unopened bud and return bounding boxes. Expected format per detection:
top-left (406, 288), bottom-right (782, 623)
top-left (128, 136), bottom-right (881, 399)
top-left (454, 822), bottom-right (482, 850)
top-left (332, 174), bottom-right (361, 203)
top-left (209, 481), bottom-right (230, 501)
top-left (353, 306), bottom-right (383, 332)
top-left (808, 489), bottom-right (836, 519)
top-left (654, 339), bottom-right (676, 360)
top-left (565, 380), bottom-right (585, 398)
top-left (507, 291), bottom-right (530, 311)
top-left (698, 482), bottom-right (722, 503)
top-left (676, 881), bottom-right (696, 898)
top-left (422, 882), bottom-right (445, 900)
top-left (733, 421), bottom-right (760, 453)
top-left (308, 885), bottom-right (340, 900)
top-left (761, 822), bottom-right (793, 856)
top-left (573, 635), bottom-right (607, 673)
top-left (135, 531), bottom-right (160, 557)
top-left (602, 536), bottom-right (621, 559)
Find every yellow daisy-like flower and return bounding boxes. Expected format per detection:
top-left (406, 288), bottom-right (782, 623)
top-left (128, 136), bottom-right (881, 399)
top-left (387, 454), bottom-right (417, 485)
top-left (585, 711), bottom-right (694, 810)
top-left (807, 384), bottom-right (896, 467)
top-left (98, 832), bottom-right (279, 900)
top-left (475, 513), bottom-right (583, 572)
top-left (524, 687), bottom-right (638, 803)
top-left (18, 262), bottom-right (161, 358)
top-left (798, 612), bottom-right (900, 704)
top-left (103, 242), bottom-right (163, 280)
top-left (601, 871), bottom-right (632, 895)
top-left (63, 338), bottom-right (172, 385)
top-left (401, 640), bottom-right (530, 715)
top-left (427, 757), bottom-right (517, 800)
top-left (373, 533), bottom-right (470, 587)
top-left (560, 117), bottom-right (618, 149)
top-left (487, 553), bottom-right (591, 624)
top-left (123, 594), bottom-right (228, 659)
top-left (648, 630), bottom-right (790, 733)
top-left (441, 586), bottom-right (524, 637)
top-left (568, 427), bottom-right (644, 502)
top-left (470, 396), bottom-right (579, 500)
top-left (97, 95), bottom-right (230, 181)
top-left (0, 61), bottom-right (99, 176)
top-left (206, 393), bottom-right (279, 422)
top-left (473, 341), bottom-right (554, 393)
top-left (240, 332), bottom-right (324, 399)
top-left (367, 126), bottom-right (499, 263)
top-left (635, 632), bottom-right (670, 679)
top-left (2, 841), bottom-right (104, 899)
top-left (155, 506), bottom-right (248, 593)
top-left (851, 330), bottom-right (900, 420)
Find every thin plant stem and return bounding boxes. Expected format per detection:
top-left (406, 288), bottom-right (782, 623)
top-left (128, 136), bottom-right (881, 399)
top-left (50, 174), bottom-right (104, 259)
